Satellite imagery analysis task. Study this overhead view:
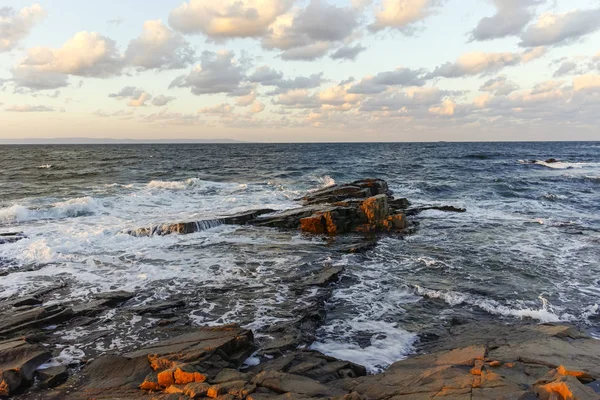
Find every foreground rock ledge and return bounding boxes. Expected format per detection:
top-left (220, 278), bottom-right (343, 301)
top-left (128, 178), bottom-right (464, 238)
top-left (16, 323), bottom-right (600, 400)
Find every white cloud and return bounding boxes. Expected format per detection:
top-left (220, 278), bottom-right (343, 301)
top-left (519, 9), bottom-right (600, 47)
top-left (108, 86), bottom-right (152, 107)
top-left (360, 87), bottom-right (446, 111)
top-left (427, 48), bottom-right (545, 78)
top-left (169, 0), bottom-right (293, 38)
top-left (429, 99), bottom-right (456, 116)
top-left (169, 50), bottom-right (247, 95)
top-left (572, 74), bottom-right (600, 91)
top-left (125, 20), bottom-right (194, 70)
top-left (470, 0), bottom-right (542, 41)
top-left (318, 83), bottom-right (361, 111)
top-left (151, 95), bottom-right (176, 107)
top-left (280, 42), bottom-right (331, 61)
top-left (479, 76), bottom-right (519, 95)
top-left (236, 92), bottom-right (257, 106)
top-left (273, 89), bottom-right (320, 108)
top-left (262, 1), bottom-right (359, 60)
top-left (248, 66), bottom-right (283, 84)
top-left (370, 0), bottom-right (442, 32)
top-left (250, 101), bottom-right (265, 113)
top-left (143, 109), bottom-right (201, 125)
top-left (199, 103), bottom-right (235, 115)
top-left (6, 104), bottom-right (54, 112)
top-left (0, 4), bottom-right (46, 52)
top-left (349, 67), bottom-right (426, 94)
top-left (330, 43), bottom-right (366, 60)
top-left (13, 31), bottom-right (124, 89)
top-left (127, 92), bottom-right (152, 107)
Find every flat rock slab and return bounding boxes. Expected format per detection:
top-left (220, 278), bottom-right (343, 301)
top-left (0, 304), bottom-right (74, 338)
top-left (338, 323), bottom-right (600, 400)
top-left (0, 338), bottom-right (51, 396)
top-left (55, 325), bottom-right (255, 399)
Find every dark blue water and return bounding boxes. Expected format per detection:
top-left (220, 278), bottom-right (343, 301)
top-left (1, 142), bottom-right (599, 372)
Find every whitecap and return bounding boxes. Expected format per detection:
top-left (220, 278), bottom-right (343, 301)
top-left (415, 286), bottom-right (562, 323)
top-left (519, 160), bottom-right (600, 170)
top-left (37, 164), bottom-right (52, 169)
top-left (0, 197), bottom-right (101, 223)
top-left (308, 175), bottom-right (336, 192)
top-left (146, 180), bottom-right (188, 190)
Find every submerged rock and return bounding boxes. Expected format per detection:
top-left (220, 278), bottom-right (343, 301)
top-left (128, 209), bottom-right (276, 237)
top-left (0, 232), bottom-right (26, 245)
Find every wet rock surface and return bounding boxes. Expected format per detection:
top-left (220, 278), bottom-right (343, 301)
top-left (8, 178), bottom-right (599, 399)
top-left (127, 179), bottom-right (440, 239)
top-left (7, 322), bottom-right (600, 399)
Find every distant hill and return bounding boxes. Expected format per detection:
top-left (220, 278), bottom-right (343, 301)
top-left (0, 138), bottom-right (245, 144)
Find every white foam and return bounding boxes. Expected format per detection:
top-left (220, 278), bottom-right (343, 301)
top-left (0, 197), bottom-right (101, 223)
top-left (316, 175), bottom-right (335, 188)
top-left (415, 286), bottom-right (562, 323)
top-left (519, 160), bottom-right (600, 170)
top-left (37, 164), bottom-right (52, 169)
top-left (38, 345), bottom-right (85, 369)
top-left (146, 179), bottom-right (189, 190)
top-left (307, 175), bottom-right (336, 192)
top-left (311, 320), bottom-right (417, 373)
top-left (0, 205), bottom-right (32, 223)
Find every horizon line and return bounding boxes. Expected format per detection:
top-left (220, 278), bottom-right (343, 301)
top-left (1, 138), bottom-right (600, 145)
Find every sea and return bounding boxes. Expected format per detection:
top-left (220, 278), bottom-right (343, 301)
top-left (1, 142), bottom-right (599, 373)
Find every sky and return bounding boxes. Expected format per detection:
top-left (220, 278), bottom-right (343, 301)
top-left (0, 0), bottom-right (599, 142)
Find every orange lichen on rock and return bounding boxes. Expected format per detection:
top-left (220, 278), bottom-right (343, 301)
top-left (148, 354), bottom-right (176, 371)
top-left (537, 381), bottom-right (575, 400)
top-left (174, 366), bottom-right (207, 385)
top-left (157, 369), bottom-right (176, 387)
top-left (470, 360), bottom-right (484, 376)
top-left (556, 365), bottom-right (594, 382)
top-left (487, 360), bottom-right (501, 367)
top-left (360, 195), bottom-right (388, 223)
top-left (382, 214), bottom-right (407, 231)
top-left (300, 212), bottom-right (337, 235)
top-left (139, 373), bottom-right (161, 391)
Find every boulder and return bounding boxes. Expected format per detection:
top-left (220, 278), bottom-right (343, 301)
top-left (0, 338), bottom-right (51, 396)
top-left (259, 195), bottom-right (408, 235)
top-left (299, 179), bottom-right (391, 205)
top-left (36, 365), bottom-right (69, 389)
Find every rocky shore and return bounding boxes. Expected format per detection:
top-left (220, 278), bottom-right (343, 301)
top-left (1, 179), bottom-right (598, 399)
top-left (2, 322), bottom-right (599, 399)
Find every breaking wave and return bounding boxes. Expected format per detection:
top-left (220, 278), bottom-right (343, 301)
top-left (415, 286), bottom-right (562, 323)
top-left (0, 197), bottom-right (102, 224)
top-left (518, 160), bottom-right (600, 170)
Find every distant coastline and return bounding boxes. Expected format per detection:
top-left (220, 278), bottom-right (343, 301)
top-left (0, 138), bottom-right (245, 145)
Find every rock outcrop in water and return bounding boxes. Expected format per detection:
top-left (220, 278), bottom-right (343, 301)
top-left (0, 232), bottom-right (26, 245)
top-left (129, 179), bottom-right (428, 238)
top-left (10, 322), bottom-right (598, 399)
